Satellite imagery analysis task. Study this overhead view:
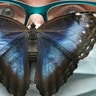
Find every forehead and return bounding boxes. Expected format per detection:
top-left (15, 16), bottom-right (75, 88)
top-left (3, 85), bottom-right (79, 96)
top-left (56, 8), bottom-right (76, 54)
top-left (59, 0), bottom-right (96, 1)
top-left (19, 0), bottom-right (96, 5)
top-left (20, 0), bottom-right (96, 2)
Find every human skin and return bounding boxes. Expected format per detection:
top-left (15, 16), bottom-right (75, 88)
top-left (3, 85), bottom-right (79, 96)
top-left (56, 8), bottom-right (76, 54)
top-left (20, 0), bottom-right (96, 26)
top-left (0, 0), bottom-right (96, 26)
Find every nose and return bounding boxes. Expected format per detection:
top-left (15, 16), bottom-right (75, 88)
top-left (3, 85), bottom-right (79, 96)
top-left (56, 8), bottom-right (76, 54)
top-left (27, 14), bottom-right (45, 29)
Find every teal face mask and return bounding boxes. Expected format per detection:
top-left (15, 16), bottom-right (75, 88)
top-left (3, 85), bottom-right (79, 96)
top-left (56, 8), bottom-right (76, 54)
top-left (0, 0), bottom-right (96, 25)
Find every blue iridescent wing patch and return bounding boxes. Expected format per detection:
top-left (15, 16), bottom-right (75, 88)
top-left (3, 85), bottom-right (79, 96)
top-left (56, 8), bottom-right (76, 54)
top-left (35, 13), bottom-right (96, 96)
top-left (0, 16), bottom-right (30, 96)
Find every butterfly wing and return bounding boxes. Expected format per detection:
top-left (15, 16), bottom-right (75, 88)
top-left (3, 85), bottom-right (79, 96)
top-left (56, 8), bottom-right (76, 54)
top-left (35, 13), bottom-right (96, 96)
top-left (0, 16), bottom-right (30, 96)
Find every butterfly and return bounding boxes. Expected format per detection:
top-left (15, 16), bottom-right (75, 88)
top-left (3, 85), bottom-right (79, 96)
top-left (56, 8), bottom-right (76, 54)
top-left (0, 12), bottom-right (96, 96)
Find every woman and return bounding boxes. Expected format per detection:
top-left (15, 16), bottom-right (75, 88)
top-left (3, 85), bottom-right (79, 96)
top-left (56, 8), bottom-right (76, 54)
top-left (0, 0), bottom-right (96, 96)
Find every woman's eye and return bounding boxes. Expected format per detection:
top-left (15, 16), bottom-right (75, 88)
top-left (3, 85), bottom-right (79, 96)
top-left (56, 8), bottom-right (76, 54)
top-left (48, 5), bottom-right (86, 20)
top-left (63, 6), bottom-right (83, 14)
top-left (0, 3), bottom-right (26, 24)
top-left (59, 5), bottom-right (86, 15)
top-left (0, 7), bottom-right (15, 18)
